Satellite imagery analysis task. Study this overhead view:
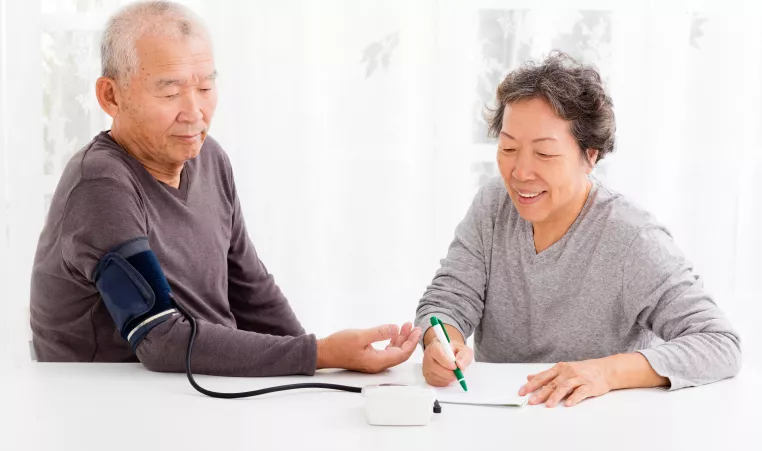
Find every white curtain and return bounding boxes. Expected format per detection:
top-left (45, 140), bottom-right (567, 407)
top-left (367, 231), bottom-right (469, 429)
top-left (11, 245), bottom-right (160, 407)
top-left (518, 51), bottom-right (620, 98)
top-left (1, 0), bottom-right (760, 365)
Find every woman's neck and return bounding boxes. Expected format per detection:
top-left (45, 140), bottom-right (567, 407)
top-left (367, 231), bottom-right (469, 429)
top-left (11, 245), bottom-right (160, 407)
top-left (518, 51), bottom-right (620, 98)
top-left (532, 179), bottom-right (592, 253)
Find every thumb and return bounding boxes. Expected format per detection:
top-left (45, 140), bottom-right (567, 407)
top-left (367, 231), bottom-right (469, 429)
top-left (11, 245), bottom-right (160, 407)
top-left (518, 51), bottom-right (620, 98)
top-left (360, 324), bottom-right (399, 344)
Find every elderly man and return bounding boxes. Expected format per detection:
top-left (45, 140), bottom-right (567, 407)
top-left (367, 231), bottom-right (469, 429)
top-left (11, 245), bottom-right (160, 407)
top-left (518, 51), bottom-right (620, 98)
top-left (30, 1), bottom-right (421, 376)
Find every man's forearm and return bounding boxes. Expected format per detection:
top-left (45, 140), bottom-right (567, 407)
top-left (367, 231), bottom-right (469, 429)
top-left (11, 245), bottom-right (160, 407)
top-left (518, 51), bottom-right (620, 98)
top-left (136, 315), bottom-right (318, 376)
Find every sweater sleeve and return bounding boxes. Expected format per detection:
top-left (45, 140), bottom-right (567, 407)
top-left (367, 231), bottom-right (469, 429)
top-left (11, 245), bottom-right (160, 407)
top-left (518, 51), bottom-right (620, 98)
top-left (623, 225), bottom-right (742, 390)
top-left (61, 178), bottom-right (317, 376)
top-left (414, 185), bottom-right (490, 343)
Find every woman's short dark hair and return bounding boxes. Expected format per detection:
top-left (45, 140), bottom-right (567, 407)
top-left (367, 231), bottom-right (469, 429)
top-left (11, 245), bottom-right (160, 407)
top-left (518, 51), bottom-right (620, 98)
top-left (486, 51), bottom-right (616, 163)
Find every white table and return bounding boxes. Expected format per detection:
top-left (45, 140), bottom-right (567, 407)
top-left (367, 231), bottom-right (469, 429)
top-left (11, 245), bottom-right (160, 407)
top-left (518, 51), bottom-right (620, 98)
top-left (2, 360), bottom-right (760, 451)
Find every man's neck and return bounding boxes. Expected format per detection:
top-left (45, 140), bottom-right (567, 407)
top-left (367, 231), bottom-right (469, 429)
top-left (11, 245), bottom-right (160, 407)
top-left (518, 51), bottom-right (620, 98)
top-left (532, 179), bottom-right (592, 253)
top-left (109, 130), bottom-right (183, 189)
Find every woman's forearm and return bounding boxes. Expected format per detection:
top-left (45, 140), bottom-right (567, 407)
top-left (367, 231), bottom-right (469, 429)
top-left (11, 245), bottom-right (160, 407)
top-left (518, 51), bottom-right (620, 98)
top-left (423, 324), bottom-right (465, 348)
top-left (604, 353), bottom-right (669, 390)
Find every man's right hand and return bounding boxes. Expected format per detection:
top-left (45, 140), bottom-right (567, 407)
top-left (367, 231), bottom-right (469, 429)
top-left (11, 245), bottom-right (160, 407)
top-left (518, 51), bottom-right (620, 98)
top-left (316, 322), bottom-right (422, 373)
top-left (422, 325), bottom-right (474, 387)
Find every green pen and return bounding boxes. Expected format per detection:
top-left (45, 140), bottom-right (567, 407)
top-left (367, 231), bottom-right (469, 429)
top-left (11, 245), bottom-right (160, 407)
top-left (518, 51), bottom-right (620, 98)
top-left (430, 316), bottom-right (468, 391)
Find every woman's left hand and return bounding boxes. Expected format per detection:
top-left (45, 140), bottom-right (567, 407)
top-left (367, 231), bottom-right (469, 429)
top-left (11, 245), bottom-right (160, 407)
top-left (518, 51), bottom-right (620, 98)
top-left (518, 359), bottom-right (613, 407)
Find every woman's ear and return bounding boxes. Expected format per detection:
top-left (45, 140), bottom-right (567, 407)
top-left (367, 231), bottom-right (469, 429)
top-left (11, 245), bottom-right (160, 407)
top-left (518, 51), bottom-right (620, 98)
top-left (585, 148), bottom-right (599, 173)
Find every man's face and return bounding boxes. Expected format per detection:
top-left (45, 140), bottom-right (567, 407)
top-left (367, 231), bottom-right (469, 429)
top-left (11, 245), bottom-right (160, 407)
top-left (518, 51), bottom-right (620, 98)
top-left (115, 33), bottom-right (217, 165)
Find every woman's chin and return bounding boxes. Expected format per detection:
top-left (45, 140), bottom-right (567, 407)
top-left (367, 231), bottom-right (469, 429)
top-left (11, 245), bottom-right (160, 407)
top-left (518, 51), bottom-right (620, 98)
top-left (514, 204), bottom-right (548, 224)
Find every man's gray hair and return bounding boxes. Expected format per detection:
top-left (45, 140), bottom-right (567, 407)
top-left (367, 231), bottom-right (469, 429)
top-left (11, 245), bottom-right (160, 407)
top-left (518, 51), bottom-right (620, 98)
top-left (101, 1), bottom-right (210, 84)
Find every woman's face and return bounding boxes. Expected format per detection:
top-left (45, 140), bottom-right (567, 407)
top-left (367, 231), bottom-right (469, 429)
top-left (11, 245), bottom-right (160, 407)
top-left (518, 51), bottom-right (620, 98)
top-left (497, 97), bottom-right (596, 226)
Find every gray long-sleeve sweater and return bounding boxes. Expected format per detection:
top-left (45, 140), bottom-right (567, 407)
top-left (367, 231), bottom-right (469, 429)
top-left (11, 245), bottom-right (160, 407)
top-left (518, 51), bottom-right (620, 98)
top-left (30, 132), bottom-right (317, 376)
top-left (415, 176), bottom-right (741, 390)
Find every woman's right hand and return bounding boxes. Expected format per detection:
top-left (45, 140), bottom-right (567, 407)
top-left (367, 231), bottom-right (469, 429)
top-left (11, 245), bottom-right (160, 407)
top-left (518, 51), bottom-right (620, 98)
top-left (422, 338), bottom-right (474, 387)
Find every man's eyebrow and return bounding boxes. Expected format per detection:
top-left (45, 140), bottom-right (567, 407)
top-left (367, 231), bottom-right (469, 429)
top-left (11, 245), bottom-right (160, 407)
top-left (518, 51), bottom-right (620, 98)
top-left (155, 71), bottom-right (217, 89)
top-left (155, 78), bottom-right (182, 89)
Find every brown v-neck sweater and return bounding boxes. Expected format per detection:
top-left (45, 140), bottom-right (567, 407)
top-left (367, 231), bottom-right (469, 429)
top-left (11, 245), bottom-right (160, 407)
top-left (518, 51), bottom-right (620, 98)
top-left (30, 131), bottom-right (317, 376)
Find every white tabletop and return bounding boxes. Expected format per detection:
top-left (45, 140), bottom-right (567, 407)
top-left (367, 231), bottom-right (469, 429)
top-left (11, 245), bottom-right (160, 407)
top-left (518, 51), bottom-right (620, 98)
top-left (2, 359), bottom-right (760, 451)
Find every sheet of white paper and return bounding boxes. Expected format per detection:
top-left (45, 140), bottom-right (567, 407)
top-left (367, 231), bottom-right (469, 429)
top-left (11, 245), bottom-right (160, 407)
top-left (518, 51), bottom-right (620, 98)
top-left (413, 362), bottom-right (554, 407)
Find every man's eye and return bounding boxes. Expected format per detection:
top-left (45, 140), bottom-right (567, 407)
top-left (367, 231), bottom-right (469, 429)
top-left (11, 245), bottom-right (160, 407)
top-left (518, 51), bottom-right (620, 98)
top-left (501, 148), bottom-right (516, 153)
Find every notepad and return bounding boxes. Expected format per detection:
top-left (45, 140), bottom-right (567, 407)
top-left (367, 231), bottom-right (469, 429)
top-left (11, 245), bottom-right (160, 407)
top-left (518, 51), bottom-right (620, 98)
top-left (413, 362), bottom-right (554, 407)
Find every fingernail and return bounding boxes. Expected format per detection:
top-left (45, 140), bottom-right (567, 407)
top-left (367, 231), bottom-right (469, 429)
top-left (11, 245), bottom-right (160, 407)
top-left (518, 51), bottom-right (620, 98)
top-left (530, 396), bottom-right (538, 404)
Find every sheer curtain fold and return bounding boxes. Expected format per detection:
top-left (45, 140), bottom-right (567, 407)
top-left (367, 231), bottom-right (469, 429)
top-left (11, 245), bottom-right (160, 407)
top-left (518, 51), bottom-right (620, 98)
top-left (1, 0), bottom-right (44, 363)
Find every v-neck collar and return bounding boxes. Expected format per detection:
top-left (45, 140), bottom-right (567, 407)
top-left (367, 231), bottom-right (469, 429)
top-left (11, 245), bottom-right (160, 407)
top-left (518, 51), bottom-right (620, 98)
top-left (157, 165), bottom-right (190, 202)
top-left (520, 177), bottom-right (599, 265)
top-left (101, 131), bottom-right (192, 203)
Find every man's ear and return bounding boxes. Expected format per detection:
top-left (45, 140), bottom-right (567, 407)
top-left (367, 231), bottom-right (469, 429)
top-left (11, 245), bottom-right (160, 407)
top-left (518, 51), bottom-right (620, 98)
top-left (585, 148), bottom-right (599, 173)
top-left (95, 77), bottom-right (122, 119)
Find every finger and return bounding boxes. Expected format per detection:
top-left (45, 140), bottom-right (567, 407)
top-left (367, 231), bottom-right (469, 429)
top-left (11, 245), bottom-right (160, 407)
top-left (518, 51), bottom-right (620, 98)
top-left (428, 342), bottom-right (456, 370)
top-left (425, 368), bottom-right (456, 386)
top-left (565, 386), bottom-right (592, 407)
top-left (519, 367), bottom-right (559, 396)
top-left (424, 346), bottom-right (457, 382)
top-left (545, 377), bottom-right (584, 408)
top-left (398, 322), bottom-right (413, 344)
top-left (397, 327), bottom-right (422, 354)
top-left (387, 322), bottom-right (411, 349)
top-left (391, 327), bottom-right (421, 354)
top-left (454, 345), bottom-right (474, 369)
top-left (423, 359), bottom-right (457, 386)
top-left (368, 328), bottom-right (422, 371)
top-left (364, 346), bottom-right (406, 373)
top-left (362, 324), bottom-right (399, 344)
top-left (528, 381), bottom-right (557, 405)
top-left (424, 371), bottom-right (455, 387)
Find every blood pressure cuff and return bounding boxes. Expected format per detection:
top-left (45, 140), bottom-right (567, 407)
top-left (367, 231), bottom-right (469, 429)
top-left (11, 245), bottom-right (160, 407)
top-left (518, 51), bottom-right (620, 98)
top-left (93, 237), bottom-right (177, 351)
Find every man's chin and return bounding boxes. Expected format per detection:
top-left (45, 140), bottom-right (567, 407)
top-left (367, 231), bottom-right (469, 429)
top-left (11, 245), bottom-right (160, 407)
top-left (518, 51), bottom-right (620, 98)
top-left (173, 141), bottom-right (203, 161)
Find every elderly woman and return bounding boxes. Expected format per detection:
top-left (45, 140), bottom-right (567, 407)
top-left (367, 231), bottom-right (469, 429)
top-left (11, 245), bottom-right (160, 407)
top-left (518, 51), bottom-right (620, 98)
top-left (415, 52), bottom-right (741, 407)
